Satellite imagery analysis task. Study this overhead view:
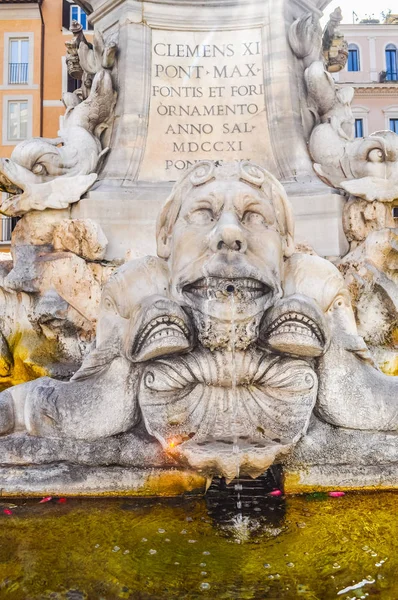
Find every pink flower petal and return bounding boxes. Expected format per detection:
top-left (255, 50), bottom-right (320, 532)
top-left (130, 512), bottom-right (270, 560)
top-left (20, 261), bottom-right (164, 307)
top-left (328, 491), bottom-right (345, 497)
top-left (39, 496), bottom-right (52, 504)
top-left (3, 509), bottom-right (12, 515)
top-left (57, 498), bottom-right (67, 504)
top-left (269, 490), bottom-right (283, 497)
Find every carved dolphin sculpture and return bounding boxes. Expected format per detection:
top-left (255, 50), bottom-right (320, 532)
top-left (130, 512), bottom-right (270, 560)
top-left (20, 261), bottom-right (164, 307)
top-left (62, 69), bottom-right (116, 137)
top-left (0, 70), bottom-right (115, 216)
top-left (0, 257), bottom-right (193, 440)
top-left (306, 60), bottom-right (398, 198)
top-left (288, 13), bottom-right (322, 65)
top-left (0, 157), bottom-right (97, 216)
top-left (78, 30), bottom-right (117, 74)
top-left (316, 292), bottom-right (398, 430)
top-left (284, 253), bottom-right (398, 430)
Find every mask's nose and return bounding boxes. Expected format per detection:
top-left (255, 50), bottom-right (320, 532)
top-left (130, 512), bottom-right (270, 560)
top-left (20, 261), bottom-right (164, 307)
top-left (209, 212), bottom-right (247, 253)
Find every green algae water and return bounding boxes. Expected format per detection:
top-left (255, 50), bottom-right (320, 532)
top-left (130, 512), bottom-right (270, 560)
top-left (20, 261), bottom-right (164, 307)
top-left (0, 492), bottom-right (397, 599)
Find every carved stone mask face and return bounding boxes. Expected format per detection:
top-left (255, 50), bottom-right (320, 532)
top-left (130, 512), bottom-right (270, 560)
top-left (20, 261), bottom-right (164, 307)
top-left (167, 179), bottom-right (286, 327)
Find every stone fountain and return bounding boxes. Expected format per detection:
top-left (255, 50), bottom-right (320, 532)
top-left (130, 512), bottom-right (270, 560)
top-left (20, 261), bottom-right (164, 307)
top-left (0, 0), bottom-right (396, 496)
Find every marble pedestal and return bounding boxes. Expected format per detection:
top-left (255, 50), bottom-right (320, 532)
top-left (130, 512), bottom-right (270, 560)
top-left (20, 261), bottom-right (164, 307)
top-left (69, 0), bottom-right (349, 261)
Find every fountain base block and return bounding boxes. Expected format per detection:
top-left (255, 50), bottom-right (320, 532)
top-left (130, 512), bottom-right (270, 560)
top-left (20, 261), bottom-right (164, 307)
top-left (0, 418), bottom-right (397, 495)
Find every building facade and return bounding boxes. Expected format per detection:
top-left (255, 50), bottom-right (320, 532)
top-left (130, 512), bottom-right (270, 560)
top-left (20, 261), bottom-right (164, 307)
top-left (338, 17), bottom-right (398, 137)
top-left (0, 0), bottom-right (91, 244)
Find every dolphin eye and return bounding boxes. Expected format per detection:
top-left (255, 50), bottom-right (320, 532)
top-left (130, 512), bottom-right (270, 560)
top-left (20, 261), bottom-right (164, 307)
top-left (103, 297), bottom-right (116, 312)
top-left (332, 296), bottom-right (345, 310)
top-left (32, 163), bottom-right (48, 175)
top-left (367, 148), bottom-right (385, 163)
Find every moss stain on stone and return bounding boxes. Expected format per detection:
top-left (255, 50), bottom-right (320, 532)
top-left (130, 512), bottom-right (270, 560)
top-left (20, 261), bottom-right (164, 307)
top-left (0, 330), bottom-right (61, 391)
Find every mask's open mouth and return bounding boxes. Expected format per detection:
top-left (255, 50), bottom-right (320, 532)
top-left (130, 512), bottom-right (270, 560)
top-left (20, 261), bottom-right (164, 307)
top-left (183, 277), bottom-right (272, 302)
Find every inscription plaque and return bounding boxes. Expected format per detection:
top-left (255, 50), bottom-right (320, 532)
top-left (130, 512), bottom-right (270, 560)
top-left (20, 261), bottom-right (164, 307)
top-left (139, 28), bottom-right (275, 181)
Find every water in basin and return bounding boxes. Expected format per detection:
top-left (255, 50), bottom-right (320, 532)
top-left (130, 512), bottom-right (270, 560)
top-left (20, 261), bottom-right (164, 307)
top-left (0, 489), bottom-right (397, 599)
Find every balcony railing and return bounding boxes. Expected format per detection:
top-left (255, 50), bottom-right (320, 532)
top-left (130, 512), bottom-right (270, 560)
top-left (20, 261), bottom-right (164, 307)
top-left (0, 217), bottom-right (14, 243)
top-left (8, 63), bottom-right (28, 85)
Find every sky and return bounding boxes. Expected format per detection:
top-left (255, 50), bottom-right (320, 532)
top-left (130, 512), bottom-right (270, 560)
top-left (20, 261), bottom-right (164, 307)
top-left (320, 0), bottom-right (397, 25)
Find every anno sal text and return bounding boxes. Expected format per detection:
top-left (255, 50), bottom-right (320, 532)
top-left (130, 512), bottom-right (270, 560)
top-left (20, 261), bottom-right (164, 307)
top-left (139, 29), bottom-right (272, 182)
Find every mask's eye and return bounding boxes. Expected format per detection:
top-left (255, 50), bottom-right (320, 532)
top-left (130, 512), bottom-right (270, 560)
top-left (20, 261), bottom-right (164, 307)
top-left (32, 163), bottom-right (47, 175)
top-left (367, 148), bottom-right (385, 163)
top-left (189, 208), bottom-right (214, 225)
top-left (242, 211), bottom-right (266, 226)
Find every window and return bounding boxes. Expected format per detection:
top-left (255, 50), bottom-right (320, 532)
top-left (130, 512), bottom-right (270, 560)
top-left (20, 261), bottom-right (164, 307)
top-left (70, 4), bottom-right (87, 30)
top-left (7, 100), bottom-right (28, 141)
top-left (386, 44), bottom-right (398, 81)
top-left (355, 119), bottom-right (364, 138)
top-left (0, 212), bottom-right (17, 243)
top-left (8, 38), bottom-right (29, 84)
top-left (62, 1), bottom-right (93, 30)
top-left (348, 44), bottom-right (360, 72)
top-left (67, 73), bottom-right (81, 93)
top-left (390, 118), bottom-right (398, 133)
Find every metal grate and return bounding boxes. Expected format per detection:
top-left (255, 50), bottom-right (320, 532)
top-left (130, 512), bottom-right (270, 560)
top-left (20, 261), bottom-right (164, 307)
top-left (8, 62), bottom-right (28, 84)
top-left (205, 466), bottom-right (285, 526)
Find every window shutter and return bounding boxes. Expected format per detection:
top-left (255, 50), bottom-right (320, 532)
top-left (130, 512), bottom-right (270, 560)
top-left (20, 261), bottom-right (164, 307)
top-left (62, 0), bottom-right (71, 30)
top-left (67, 73), bottom-right (81, 93)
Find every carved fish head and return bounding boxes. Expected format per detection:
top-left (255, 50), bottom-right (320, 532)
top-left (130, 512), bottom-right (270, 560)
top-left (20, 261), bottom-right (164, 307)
top-left (0, 157), bottom-right (36, 194)
top-left (282, 253), bottom-right (359, 343)
top-left (259, 294), bottom-right (329, 358)
top-left (125, 295), bottom-right (193, 362)
top-left (347, 131), bottom-right (398, 180)
top-left (340, 131), bottom-right (398, 201)
top-left (96, 256), bottom-right (193, 364)
top-left (11, 138), bottom-right (77, 180)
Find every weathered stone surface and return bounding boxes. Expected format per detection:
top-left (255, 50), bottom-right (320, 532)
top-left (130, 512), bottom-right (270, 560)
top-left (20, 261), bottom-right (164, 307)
top-left (0, 429), bottom-right (170, 468)
top-left (97, 0), bottom-right (316, 188)
top-left (73, 185), bottom-right (349, 261)
top-left (322, 8), bottom-right (348, 73)
top-left (283, 252), bottom-right (398, 429)
top-left (338, 228), bottom-right (398, 372)
top-left (0, 465), bottom-right (205, 497)
top-left (289, 416), bottom-right (398, 467)
top-left (343, 198), bottom-right (395, 248)
top-left (285, 464), bottom-right (398, 492)
top-left (285, 416), bottom-right (398, 491)
top-left (52, 219), bottom-right (108, 261)
top-left (306, 49), bottom-right (398, 200)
